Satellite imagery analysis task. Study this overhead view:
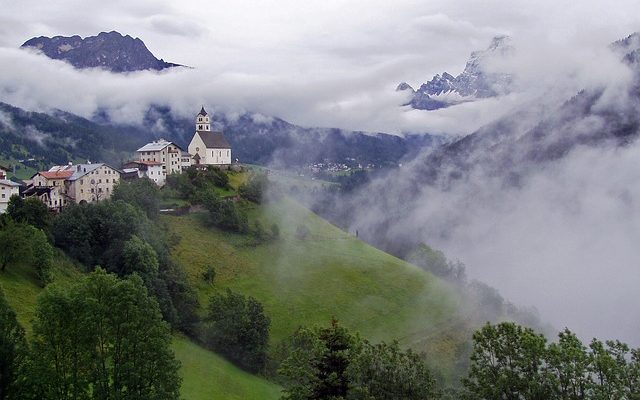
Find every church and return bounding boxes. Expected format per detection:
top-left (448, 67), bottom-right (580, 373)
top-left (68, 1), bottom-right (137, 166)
top-left (188, 107), bottom-right (232, 166)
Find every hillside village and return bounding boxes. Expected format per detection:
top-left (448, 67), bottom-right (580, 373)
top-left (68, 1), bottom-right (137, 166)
top-left (0, 107), bottom-right (233, 213)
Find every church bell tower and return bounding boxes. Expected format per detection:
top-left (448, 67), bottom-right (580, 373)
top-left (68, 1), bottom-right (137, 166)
top-left (196, 106), bottom-right (211, 131)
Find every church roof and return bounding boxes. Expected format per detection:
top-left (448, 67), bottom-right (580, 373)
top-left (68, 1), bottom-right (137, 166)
top-left (198, 106), bottom-right (208, 117)
top-left (196, 131), bottom-right (231, 149)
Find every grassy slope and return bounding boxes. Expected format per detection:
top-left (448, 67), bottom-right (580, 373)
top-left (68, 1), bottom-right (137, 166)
top-left (0, 253), bottom-right (282, 400)
top-left (174, 336), bottom-right (281, 400)
top-left (165, 196), bottom-right (469, 379)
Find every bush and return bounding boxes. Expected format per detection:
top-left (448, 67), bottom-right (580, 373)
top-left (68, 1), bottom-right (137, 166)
top-left (202, 266), bottom-right (216, 285)
top-left (270, 223), bottom-right (280, 240)
top-left (202, 289), bottom-right (271, 373)
top-left (202, 191), bottom-right (249, 233)
top-left (238, 173), bottom-right (268, 203)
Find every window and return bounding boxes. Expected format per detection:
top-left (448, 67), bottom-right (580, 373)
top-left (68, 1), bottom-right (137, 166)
top-left (80, 179), bottom-right (83, 184)
top-left (106, 179), bottom-right (109, 183)
top-left (1, 194), bottom-right (4, 199)
top-left (98, 179), bottom-right (102, 183)
top-left (81, 189), bottom-right (84, 193)
top-left (91, 188), bottom-right (94, 193)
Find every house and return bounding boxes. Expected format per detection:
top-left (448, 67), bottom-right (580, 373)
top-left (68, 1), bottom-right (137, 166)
top-left (0, 179), bottom-right (20, 213)
top-left (181, 151), bottom-right (192, 169)
top-left (30, 169), bottom-right (74, 210)
top-left (63, 163), bottom-right (121, 203)
top-left (0, 165), bottom-right (8, 180)
top-left (122, 160), bottom-right (165, 186)
top-left (136, 139), bottom-right (183, 177)
top-left (188, 107), bottom-right (232, 166)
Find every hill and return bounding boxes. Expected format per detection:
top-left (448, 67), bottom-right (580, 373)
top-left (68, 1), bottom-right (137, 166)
top-left (165, 195), bottom-right (471, 380)
top-left (21, 31), bottom-right (183, 73)
top-left (1, 168), bottom-right (483, 395)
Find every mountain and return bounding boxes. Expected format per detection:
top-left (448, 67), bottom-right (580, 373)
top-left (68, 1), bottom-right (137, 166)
top-left (131, 107), bottom-right (446, 168)
top-left (0, 102), bottom-right (149, 175)
top-left (0, 102), bottom-right (445, 176)
top-left (398, 36), bottom-right (514, 110)
top-left (21, 31), bottom-right (183, 72)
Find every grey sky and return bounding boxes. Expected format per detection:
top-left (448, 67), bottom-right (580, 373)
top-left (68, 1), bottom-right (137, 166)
top-left (0, 0), bottom-right (638, 134)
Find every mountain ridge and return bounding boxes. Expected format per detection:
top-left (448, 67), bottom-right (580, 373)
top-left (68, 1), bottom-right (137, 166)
top-left (398, 35), bottom-right (514, 110)
top-left (21, 31), bottom-right (183, 72)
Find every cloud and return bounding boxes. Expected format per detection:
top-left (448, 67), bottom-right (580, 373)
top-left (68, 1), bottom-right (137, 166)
top-left (1, 0), bottom-right (638, 138)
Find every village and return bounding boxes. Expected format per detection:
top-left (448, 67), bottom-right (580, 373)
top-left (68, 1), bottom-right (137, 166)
top-left (0, 107), bottom-right (233, 214)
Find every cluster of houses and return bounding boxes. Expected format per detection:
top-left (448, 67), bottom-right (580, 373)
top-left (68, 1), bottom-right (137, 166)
top-left (0, 107), bottom-right (232, 213)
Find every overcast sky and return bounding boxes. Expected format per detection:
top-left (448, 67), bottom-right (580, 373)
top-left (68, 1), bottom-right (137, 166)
top-left (0, 0), bottom-right (638, 134)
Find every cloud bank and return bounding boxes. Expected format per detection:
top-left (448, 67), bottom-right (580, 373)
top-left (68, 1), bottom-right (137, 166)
top-left (0, 0), bottom-right (638, 136)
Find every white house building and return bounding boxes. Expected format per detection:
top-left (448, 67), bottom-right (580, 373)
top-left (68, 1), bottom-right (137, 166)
top-left (0, 179), bottom-right (20, 213)
top-left (188, 107), bottom-right (232, 166)
top-left (122, 160), bottom-right (165, 186)
top-left (137, 139), bottom-right (183, 176)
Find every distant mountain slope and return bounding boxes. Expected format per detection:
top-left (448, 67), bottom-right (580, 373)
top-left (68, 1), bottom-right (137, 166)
top-left (0, 102), bottom-right (444, 173)
top-left (398, 36), bottom-right (514, 110)
top-left (0, 102), bottom-right (150, 171)
top-left (21, 31), bottom-right (183, 72)
top-left (133, 107), bottom-right (446, 168)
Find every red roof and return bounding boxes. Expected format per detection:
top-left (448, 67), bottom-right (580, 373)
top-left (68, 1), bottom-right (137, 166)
top-left (38, 171), bottom-right (74, 179)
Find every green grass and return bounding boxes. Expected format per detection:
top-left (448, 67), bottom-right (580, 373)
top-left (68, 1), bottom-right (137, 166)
top-left (0, 251), bottom-right (81, 335)
top-left (165, 197), bottom-right (470, 379)
top-left (174, 336), bottom-right (282, 400)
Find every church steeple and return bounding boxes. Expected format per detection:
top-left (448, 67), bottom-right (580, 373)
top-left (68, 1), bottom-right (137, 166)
top-left (196, 106), bottom-right (210, 131)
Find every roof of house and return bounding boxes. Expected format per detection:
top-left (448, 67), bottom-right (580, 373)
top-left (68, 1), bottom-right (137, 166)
top-left (0, 165), bottom-right (9, 172)
top-left (0, 179), bottom-right (21, 187)
top-left (37, 170), bottom-right (74, 180)
top-left (196, 131), bottom-right (231, 149)
top-left (22, 186), bottom-right (51, 196)
top-left (198, 106), bottom-right (208, 117)
top-left (136, 138), bottom-right (178, 152)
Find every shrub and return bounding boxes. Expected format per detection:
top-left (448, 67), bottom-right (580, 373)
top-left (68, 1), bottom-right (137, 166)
top-left (238, 173), bottom-right (268, 203)
top-left (202, 289), bottom-right (270, 372)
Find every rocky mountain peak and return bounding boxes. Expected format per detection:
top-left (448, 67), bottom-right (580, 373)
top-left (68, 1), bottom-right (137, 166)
top-left (21, 31), bottom-right (183, 73)
top-left (400, 35), bottom-right (514, 110)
